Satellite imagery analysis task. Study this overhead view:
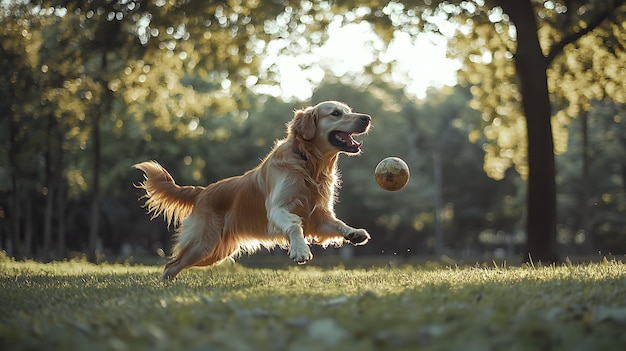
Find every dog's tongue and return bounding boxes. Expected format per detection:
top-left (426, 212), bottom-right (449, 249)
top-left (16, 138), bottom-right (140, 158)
top-left (336, 131), bottom-right (360, 147)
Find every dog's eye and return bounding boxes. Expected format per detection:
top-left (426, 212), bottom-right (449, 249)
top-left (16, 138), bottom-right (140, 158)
top-left (330, 110), bottom-right (342, 117)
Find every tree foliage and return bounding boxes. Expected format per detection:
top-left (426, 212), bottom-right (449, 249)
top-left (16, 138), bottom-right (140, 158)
top-left (333, 0), bottom-right (625, 261)
top-left (1, 0), bottom-right (625, 261)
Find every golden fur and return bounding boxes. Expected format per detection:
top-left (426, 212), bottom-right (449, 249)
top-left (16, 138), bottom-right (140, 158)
top-left (134, 101), bottom-right (371, 280)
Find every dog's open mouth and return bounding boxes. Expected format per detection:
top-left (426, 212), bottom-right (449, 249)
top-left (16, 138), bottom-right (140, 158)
top-left (329, 131), bottom-right (363, 153)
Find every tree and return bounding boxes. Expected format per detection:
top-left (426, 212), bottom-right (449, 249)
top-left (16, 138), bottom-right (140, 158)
top-left (333, 0), bottom-right (626, 262)
top-left (557, 100), bottom-right (626, 253)
top-left (4, 0), bottom-right (624, 260)
top-left (464, 0), bottom-right (625, 261)
top-left (0, 4), bottom-right (47, 258)
top-left (1, 0), bottom-right (341, 259)
top-left (495, 0), bottom-right (559, 262)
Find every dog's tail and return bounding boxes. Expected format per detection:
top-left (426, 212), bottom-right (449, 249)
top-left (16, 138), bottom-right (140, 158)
top-left (133, 161), bottom-right (204, 227)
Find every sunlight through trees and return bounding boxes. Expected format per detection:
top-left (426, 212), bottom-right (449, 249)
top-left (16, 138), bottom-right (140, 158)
top-left (1, 0), bottom-right (624, 261)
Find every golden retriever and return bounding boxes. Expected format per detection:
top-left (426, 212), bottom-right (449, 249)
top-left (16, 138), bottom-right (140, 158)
top-left (134, 101), bottom-right (371, 280)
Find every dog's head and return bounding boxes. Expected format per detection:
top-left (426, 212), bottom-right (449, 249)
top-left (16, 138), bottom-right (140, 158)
top-left (290, 101), bottom-right (371, 156)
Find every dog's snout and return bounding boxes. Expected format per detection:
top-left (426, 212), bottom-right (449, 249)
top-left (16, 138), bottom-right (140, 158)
top-left (359, 115), bottom-right (371, 130)
top-left (354, 114), bottom-right (371, 134)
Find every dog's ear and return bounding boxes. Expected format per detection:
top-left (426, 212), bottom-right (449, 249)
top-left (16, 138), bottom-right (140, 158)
top-left (291, 107), bottom-right (317, 140)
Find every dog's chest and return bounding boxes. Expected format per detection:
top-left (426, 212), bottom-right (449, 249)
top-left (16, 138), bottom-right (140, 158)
top-left (296, 175), bottom-right (335, 213)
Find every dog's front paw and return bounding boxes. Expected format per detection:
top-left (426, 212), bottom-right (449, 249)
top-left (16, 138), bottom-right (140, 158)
top-left (288, 243), bottom-right (313, 264)
top-left (346, 229), bottom-right (370, 245)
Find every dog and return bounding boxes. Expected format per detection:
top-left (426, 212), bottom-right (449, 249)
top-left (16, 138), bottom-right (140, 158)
top-left (134, 101), bottom-right (372, 280)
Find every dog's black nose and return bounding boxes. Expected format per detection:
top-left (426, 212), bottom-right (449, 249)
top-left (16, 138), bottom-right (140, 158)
top-left (360, 115), bottom-right (371, 122)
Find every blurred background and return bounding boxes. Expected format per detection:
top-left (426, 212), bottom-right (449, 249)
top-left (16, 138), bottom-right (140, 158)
top-left (1, 0), bottom-right (624, 263)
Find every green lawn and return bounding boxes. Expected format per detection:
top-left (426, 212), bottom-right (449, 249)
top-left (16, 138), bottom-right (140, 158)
top-left (1, 254), bottom-right (626, 351)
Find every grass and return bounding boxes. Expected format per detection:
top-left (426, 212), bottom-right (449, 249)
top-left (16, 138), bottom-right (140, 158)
top-left (1, 254), bottom-right (626, 351)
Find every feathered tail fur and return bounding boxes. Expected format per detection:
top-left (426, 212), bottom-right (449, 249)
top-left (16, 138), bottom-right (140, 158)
top-left (133, 161), bottom-right (204, 227)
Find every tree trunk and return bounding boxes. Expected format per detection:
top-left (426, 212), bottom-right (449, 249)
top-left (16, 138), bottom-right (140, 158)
top-left (498, 0), bottom-right (559, 263)
top-left (88, 52), bottom-right (110, 262)
top-left (580, 111), bottom-right (593, 252)
top-left (43, 115), bottom-right (52, 259)
top-left (9, 180), bottom-right (21, 258)
top-left (24, 195), bottom-right (33, 257)
top-left (433, 149), bottom-right (445, 255)
top-left (43, 113), bottom-right (59, 259)
top-left (88, 111), bottom-right (101, 262)
top-left (54, 130), bottom-right (67, 259)
top-left (56, 183), bottom-right (67, 258)
top-left (9, 115), bottom-right (22, 258)
top-left (42, 183), bottom-right (54, 259)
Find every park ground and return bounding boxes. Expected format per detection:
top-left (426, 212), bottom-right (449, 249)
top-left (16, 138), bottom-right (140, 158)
top-left (1, 253), bottom-right (626, 351)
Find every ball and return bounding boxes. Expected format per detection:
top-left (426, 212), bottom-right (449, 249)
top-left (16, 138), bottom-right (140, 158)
top-left (374, 157), bottom-right (410, 191)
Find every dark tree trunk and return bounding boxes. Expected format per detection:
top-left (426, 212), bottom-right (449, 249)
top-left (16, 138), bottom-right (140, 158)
top-left (580, 111), bottom-right (593, 252)
top-left (498, 0), bottom-right (559, 263)
top-left (24, 195), bottom-right (33, 257)
top-left (44, 117), bottom-right (68, 260)
top-left (9, 180), bottom-right (21, 258)
top-left (9, 115), bottom-right (22, 258)
top-left (88, 52), bottom-right (110, 262)
top-left (88, 111), bottom-right (101, 262)
top-left (42, 183), bottom-right (55, 259)
top-left (56, 183), bottom-right (67, 258)
top-left (433, 149), bottom-right (445, 255)
top-left (43, 113), bottom-right (58, 259)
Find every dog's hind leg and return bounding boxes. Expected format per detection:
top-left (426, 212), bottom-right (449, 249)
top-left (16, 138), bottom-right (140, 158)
top-left (161, 214), bottom-right (224, 281)
top-left (193, 236), bottom-right (239, 267)
top-left (162, 239), bottom-right (239, 281)
top-left (161, 244), bottom-right (206, 281)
